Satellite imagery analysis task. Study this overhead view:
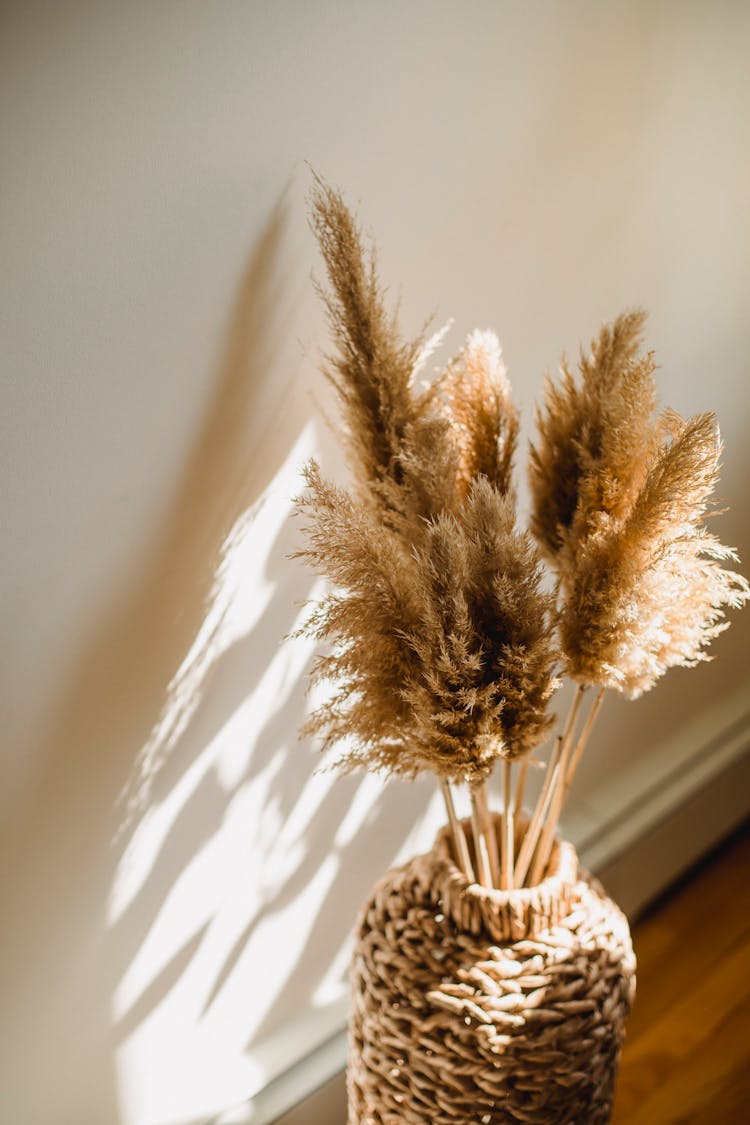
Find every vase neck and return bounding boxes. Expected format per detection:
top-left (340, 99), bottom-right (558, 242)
top-left (418, 811), bottom-right (579, 943)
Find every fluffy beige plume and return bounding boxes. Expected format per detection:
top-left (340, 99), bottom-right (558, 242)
top-left (310, 180), bottom-right (522, 533)
top-left (296, 467), bottom-right (558, 781)
top-left (557, 409), bottom-right (749, 695)
top-left (295, 462), bottom-right (420, 765)
top-left (529, 310), bottom-right (657, 564)
top-left (309, 177), bottom-right (458, 525)
top-left (431, 330), bottom-right (518, 501)
top-left (309, 176), bottom-right (420, 490)
top-left (404, 479), bottom-right (558, 777)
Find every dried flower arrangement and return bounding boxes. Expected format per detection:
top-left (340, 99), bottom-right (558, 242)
top-left (296, 178), bottom-right (749, 897)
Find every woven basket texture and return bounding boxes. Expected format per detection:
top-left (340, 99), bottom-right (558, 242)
top-left (348, 813), bottom-right (636, 1124)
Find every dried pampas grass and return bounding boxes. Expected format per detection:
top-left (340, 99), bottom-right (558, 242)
top-left (530, 317), bottom-right (749, 697)
top-left (297, 178), bottom-right (748, 890)
top-left (430, 329), bottom-right (518, 501)
top-left (561, 438), bottom-right (748, 695)
top-left (309, 178), bottom-right (520, 533)
top-left (309, 177), bottom-right (458, 527)
top-left (529, 310), bottom-right (657, 563)
top-left (296, 466), bottom-right (558, 785)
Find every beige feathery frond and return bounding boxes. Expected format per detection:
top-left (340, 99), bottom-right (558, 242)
top-left (309, 180), bottom-right (521, 532)
top-left (297, 179), bottom-right (750, 891)
top-left (309, 177), bottom-right (423, 492)
top-left (402, 480), bottom-right (558, 777)
top-left (529, 310), bottom-right (657, 565)
top-left (309, 178), bottom-right (462, 525)
top-left (431, 330), bottom-right (518, 501)
top-left (296, 466), bottom-right (558, 782)
top-left (559, 411), bottom-right (749, 695)
top-left (294, 461), bottom-right (421, 764)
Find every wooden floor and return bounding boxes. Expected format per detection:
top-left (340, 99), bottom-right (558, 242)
top-left (611, 818), bottom-right (750, 1123)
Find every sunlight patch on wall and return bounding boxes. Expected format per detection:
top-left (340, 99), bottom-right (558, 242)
top-left (110, 425), bottom-right (316, 923)
top-left (115, 423), bottom-right (318, 842)
top-left (109, 410), bottom-right (451, 1124)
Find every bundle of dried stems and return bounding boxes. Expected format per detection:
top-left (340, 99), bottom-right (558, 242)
top-left (296, 179), bottom-right (749, 892)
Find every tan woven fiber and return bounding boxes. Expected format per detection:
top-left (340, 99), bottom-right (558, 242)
top-left (348, 814), bottom-right (635, 1124)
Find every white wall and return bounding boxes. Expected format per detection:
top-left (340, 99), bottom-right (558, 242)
top-left (2, 3), bottom-right (749, 1123)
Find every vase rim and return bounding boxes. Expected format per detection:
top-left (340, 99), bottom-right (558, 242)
top-left (423, 810), bottom-right (579, 942)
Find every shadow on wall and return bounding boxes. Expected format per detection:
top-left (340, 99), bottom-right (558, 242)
top-left (0, 193), bottom-right (315, 1124)
top-left (103, 359), bottom-right (433, 1123)
top-left (100, 203), bottom-right (436, 1122)
top-left (0, 180), bottom-right (431, 1125)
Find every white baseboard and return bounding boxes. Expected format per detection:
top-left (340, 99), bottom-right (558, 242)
top-left (215, 1030), bottom-right (347, 1125)
top-left (576, 687), bottom-right (750, 915)
top-left (222, 687), bottom-right (750, 1125)
top-left (593, 736), bottom-right (750, 918)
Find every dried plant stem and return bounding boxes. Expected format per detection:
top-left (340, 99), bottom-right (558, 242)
top-left (514, 755), bottom-right (562, 887)
top-left (514, 735), bottom-right (562, 886)
top-left (502, 760), bottom-right (514, 890)
top-left (563, 686), bottom-right (606, 800)
top-left (475, 782), bottom-right (500, 887)
top-left (527, 774), bottom-right (564, 886)
top-left (516, 684), bottom-right (586, 887)
top-left (440, 779), bottom-right (475, 883)
top-left (526, 687), bottom-right (606, 888)
top-left (513, 757), bottom-right (530, 814)
top-left (470, 789), bottom-right (493, 888)
top-left (528, 685), bottom-right (588, 885)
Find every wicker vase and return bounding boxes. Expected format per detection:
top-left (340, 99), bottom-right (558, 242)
top-left (348, 813), bottom-right (636, 1124)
